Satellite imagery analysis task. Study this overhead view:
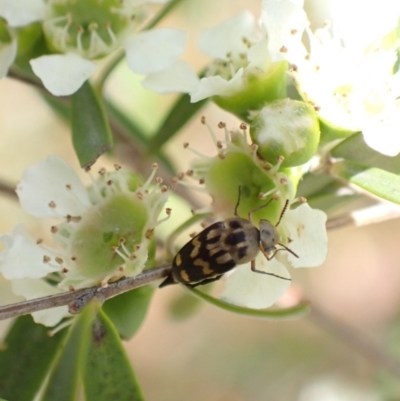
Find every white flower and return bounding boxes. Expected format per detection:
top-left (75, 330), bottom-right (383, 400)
top-left (221, 202), bottom-right (327, 309)
top-left (148, 0), bottom-right (308, 101)
top-left (0, 0), bottom-right (191, 96)
top-left (288, 1), bottom-right (400, 156)
top-left (0, 156), bottom-right (170, 325)
top-left (185, 120), bottom-right (328, 309)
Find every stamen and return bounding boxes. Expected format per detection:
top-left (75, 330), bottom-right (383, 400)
top-left (258, 188), bottom-right (278, 200)
top-left (141, 163), bottom-right (158, 191)
top-left (47, 319), bottom-right (73, 337)
top-left (269, 155), bottom-right (285, 175)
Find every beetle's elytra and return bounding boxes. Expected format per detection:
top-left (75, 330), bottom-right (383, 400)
top-left (160, 189), bottom-right (297, 288)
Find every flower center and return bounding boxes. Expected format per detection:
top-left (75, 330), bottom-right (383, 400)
top-left (65, 193), bottom-right (148, 280)
top-left (44, 0), bottom-right (144, 58)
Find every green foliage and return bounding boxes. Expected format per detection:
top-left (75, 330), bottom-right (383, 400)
top-left (0, 316), bottom-right (68, 401)
top-left (82, 304), bottom-right (145, 401)
top-left (103, 285), bottom-right (155, 339)
top-left (331, 160), bottom-right (400, 205)
top-left (71, 81), bottom-right (113, 168)
top-left (41, 315), bottom-right (90, 401)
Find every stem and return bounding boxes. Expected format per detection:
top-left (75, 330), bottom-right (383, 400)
top-left (142, 0), bottom-right (186, 31)
top-left (0, 264), bottom-right (171, 321)
top-left (326, 203), bottom-right (400, 231)
top-left (0, 179), bottom-right (17, 200)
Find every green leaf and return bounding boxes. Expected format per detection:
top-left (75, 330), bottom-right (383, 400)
top-left (331, 160), bottom-right (400, 204)
top-left (297, 173), bottom-right (361, 214)
top-left (331, 132), bottom-right (400, 174)
top-left (296, 172), bottom-right (335, 199)
top-left (102, 285), bottom-right (154, 340)
top-left (0, 316), bottom-right (68, 401)
top-left (71, 81), bottom-right (113, 168)
top-left (147, 94), bottom-right (208, 153)
top-left (41, 314), bottom-right (91, 401)
top-left (307, 192), bottom-right (361, 216)
top-left (183, 286), bottom-right (311, 320)
top-left (83, 306), bottom-right (145, 401)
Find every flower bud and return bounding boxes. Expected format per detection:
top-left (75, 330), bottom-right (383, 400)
top-left (213, 61), bottom-right (288, 121)
top-left (250, 99), bottom-right (320, 167)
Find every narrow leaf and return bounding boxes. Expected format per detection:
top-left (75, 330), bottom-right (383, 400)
top-left (71, 81), bottom-right (113, 168)
top-left (103, 285), bottom-right (154, 340)
top-left (331, 160), bottom-right (400, 204)
top-left (0, 316), bottom-right (67, 401)
top-left (331, 132), bottom-right (400, 174)
top-left (183, 286), bottom-right (310, 320)
top-left (83, 306), bottom-right (145, 401)
top-left (41, 313), bottom-right (91, 401)
top-left (147, 94), bottom-right (207, 153)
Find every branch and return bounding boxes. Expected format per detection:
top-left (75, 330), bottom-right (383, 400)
top-left (0, 264), bottom-right (172, 321)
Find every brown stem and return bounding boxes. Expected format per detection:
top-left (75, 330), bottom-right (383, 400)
top-left (0, 264), bottom-right (171, 321)
top-left (0, 179), bottom-right (17, 200)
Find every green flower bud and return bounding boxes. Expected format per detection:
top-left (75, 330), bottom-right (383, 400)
top-left (213, 61), bottom-right (288, 122)
top-left (250, 99), bottom-right (320, 167)
top-left (319, 116), bottom-right (356, 145)
top-left (190, 124), bottom-right (292, 225)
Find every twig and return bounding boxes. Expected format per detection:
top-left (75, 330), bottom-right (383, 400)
top-left (326, 203), bottom-right (400, 231)
top-left (0, 264), bottom-right (172, 321)
top-left (0, 179), bottom-right (17, 200)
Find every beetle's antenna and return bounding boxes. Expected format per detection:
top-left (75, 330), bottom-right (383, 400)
top-left (234, 186), bottom-right (242, 217)
top-left (278, 242), bottom-right (299, 258)
top-left (275, 200), bottom-right (289, 227)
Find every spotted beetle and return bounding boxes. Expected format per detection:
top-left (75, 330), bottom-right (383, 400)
top-left (160, 188), bottom-right (298, 288)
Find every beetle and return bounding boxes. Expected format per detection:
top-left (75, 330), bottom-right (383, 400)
top-left (159, 188), bottom-right (298, 288)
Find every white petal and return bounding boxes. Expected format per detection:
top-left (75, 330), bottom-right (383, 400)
top-left (0, 225), bottom-right (60, 280)
top-left (16, 155), bottom-right (92, 219)
top-left (0, 39), bottom-right (16, 78)
top-left (247, 38), bottom-right (271, 70)
top-left (221, 257), bottom-right (291, 309)
top-left (0, 0), bottom-right (46, 27)
top-left (190, 68), bottom-right (244, 102)
top-left (281, 203), bottom-right (328, 268)
top-left (142, 60), bottom-right (199, 93)
top-left (0, 233), bottom-right (13, 263)
top-left (362, 111), bottom-right (400, 156)
top-left (125, 28), bottom-right (187, 74)
top-left (12, 278), bottom-right (68, 326)
top-left (30, 53), bottom-right (96, 96)
top-left (261, 0), bottom-right (308, 62)
top-left (198, 11), bottom-right (255, 59)
top-left (0, 277), bottom-right (23, 306)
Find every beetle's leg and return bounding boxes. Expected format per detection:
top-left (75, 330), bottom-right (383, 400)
top-left (251, 254), bottom-right (291, 281)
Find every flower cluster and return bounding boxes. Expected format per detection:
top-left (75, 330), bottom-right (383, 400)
top-left (0, 0), bottom-right (198, 96)
top-left (0, 156), bottom-right (170, 325)
top-left (176, 119), bottom-right (327, 309)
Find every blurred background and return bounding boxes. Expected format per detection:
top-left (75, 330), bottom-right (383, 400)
top-left (1, 0), bottom-right (400, 400)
